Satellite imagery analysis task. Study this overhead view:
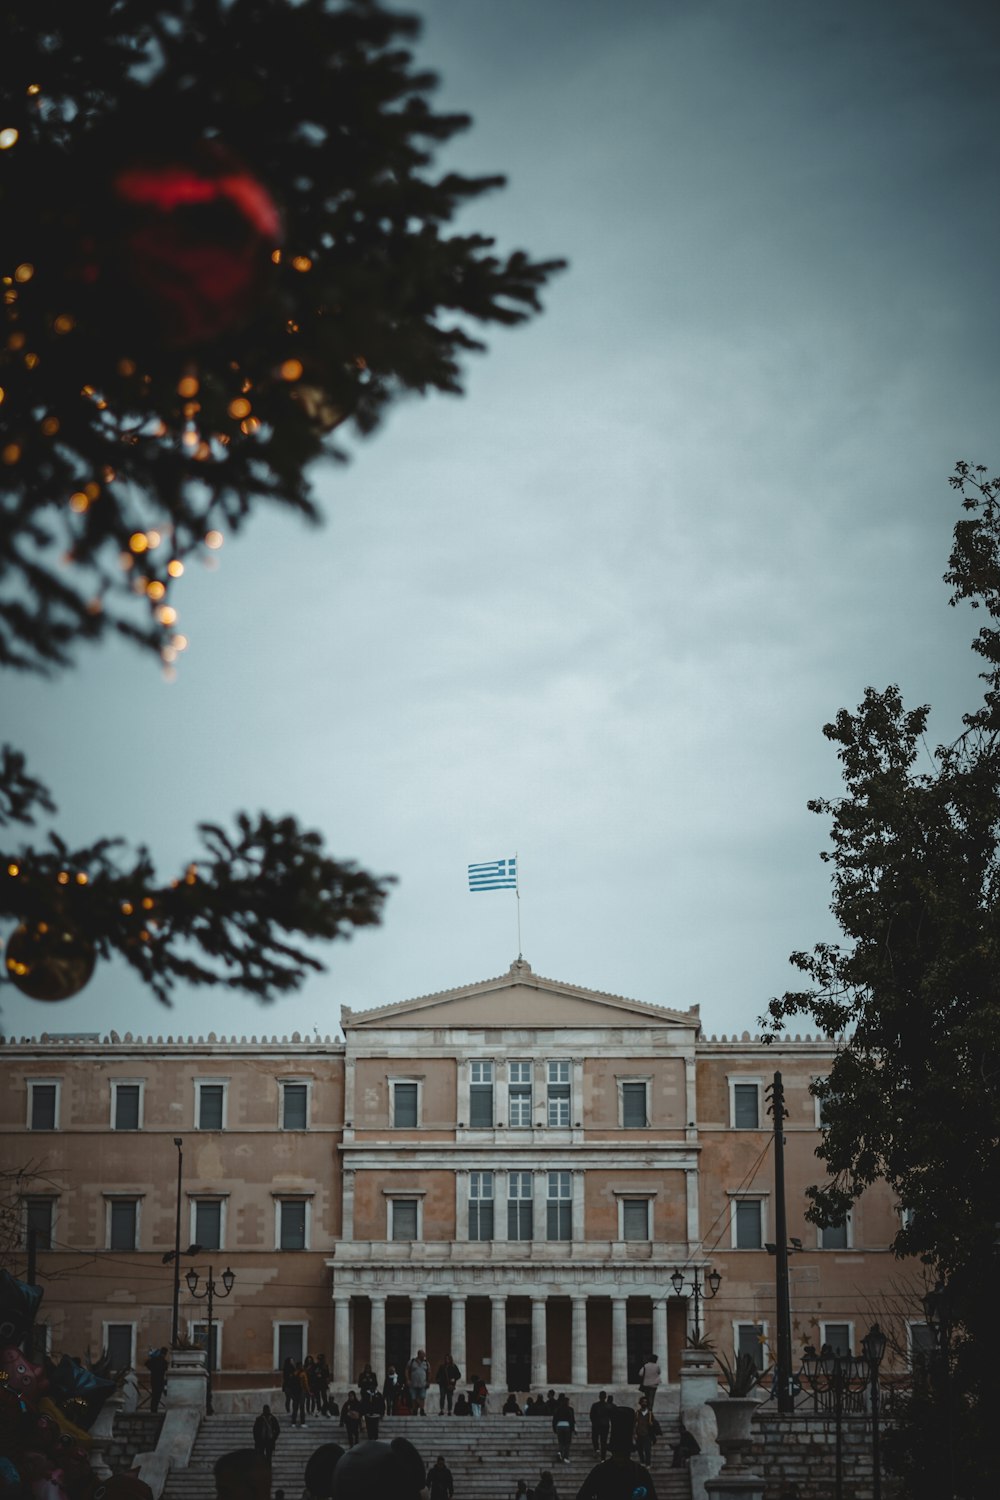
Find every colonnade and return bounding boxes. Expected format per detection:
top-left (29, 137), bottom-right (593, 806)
top-left (331, 1290), bottom-right (670, 1391)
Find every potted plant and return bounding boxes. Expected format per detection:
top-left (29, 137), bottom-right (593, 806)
top-left (680, 1330), bottom-right (716, 1371)
top-left (707, 1352), bottom-right (761, 1470)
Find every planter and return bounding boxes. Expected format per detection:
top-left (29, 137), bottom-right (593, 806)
top-left (707, 1396), bottom-right (758, 1471)
top-left (682, 1346), bottom-right (717, 1373)
top-left (166, 1345), bottom-right (208, 1410)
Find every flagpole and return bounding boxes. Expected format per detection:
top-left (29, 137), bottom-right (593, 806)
top-left (515, 850), bottom-right (522, 959)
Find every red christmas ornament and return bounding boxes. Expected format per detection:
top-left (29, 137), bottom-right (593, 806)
top-left (5, 922), bottom-right (96, 1002)
top-left (107, 147), bottom-right (283, 347)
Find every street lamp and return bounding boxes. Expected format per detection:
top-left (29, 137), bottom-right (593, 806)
top-left (670, 1264), bottom-right (722, 1341)
top-left (185, 1265), bottom-right (235, 1415)
top-left (801, 1341), bottom-right (865, 1500)
top-left (861, 1323), bottom-right (887, 1500)
top-left (171, 1138), bottom-right (183, 1346)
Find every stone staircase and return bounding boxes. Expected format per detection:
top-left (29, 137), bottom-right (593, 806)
top-left (160, 1411), bottom-right (692, 1500)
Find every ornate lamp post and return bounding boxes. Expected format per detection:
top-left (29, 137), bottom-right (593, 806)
top-left (861, 1323), bottom-right (887, 1500)
top-left (185, 1265), bottom-right (235, 1415)
top-left (670, 1264), bottom-right (721, 1341)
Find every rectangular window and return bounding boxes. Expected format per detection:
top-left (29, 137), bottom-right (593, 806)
top-left (105, 1323), bottom-right (135, 1372)
top-left (621, 1082), bottom-right (648, 1128)
top-left (392, 1082), bottom-right (418, 1128)
top-left (622, 1198), bottom-right (651, 1241)
top-left (276, 1323), bottom-right (306, 1369)
top-left (196, 1083), bottom-right (225, 1131)
top-left (509, 1062), bottom-right (533, 1127)
top-left (279, 1200), bottom-right (307, 1250)
top-left (109, 1199), bottom-right (138, 1251)
top-left (192, 1321), bottom-right (220, 1369)
top-left (507, 1171), bottom-right (533, 1240)
top-left (547, 1061), bottom-right (570, 1127)
top-left (820, 1219), bottom-right (850, 1250)
top-left (469, 1171), bottom-right (494, 1240)
top-left (29, 1082), bottom-right (58, 1131)
top-left (908, 1323), bottom-right (936, 1368)
top-left (821, 1323), bottom-right (852, 1357)
top-left (193, 1199), bottom-right (223, 1251)
top-left (734, 1199), bottom-right (762, 1249)
top-left (732, 1082), bottom-right (760, 1129)
top-left (112, 1082), bottom-right (141, 1131)
top-left (546, 1170), bottom-right (572, 1241)
top-left (24, 1197), bottom-right (54, 1251)
top-left (281, 1083), bottom-right (308, 1131)
top-left (469, 1061), bottom-right (494, 1128)
top-left (736, 1323), bottom-right (766, 1371)
top-left (391, 1198), bottom-right (418, 1241)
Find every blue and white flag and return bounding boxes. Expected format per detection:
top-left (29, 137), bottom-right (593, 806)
top-left (468, 857), bottom-right (517, 892)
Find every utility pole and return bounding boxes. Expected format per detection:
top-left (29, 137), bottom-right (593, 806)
top-left (769, 1071), bottom-right (795, 1413)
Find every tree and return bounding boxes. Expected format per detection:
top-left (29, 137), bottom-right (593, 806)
top-left (764, 461), bottom-right (1000, 1499)
top-left (0, 0), bottom-right (563, 1004)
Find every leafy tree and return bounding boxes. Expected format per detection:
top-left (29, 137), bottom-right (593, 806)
top-left (0, 0), bottom-right (563, 1005)
top-left (764, 461), bottom-right (1000, 1499)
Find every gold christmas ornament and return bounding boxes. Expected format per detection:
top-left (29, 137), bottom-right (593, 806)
top-left (5, 920), bottom-right (96, 1000)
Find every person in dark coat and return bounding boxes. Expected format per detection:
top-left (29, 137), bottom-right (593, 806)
top-left (588, 1391), bottom-right (611, 1459)
top-left (383, 1365), bottom-right (401, 1415)
top-left (252, 1404), bottom-right (280, 1462)
top-left (341, 1391), bottom-right (362, 1447)
top-left (573, 1407), bottom-right (658, 1500)
top-left (552, 1395), bottom-right (575, 1465)
top-left (365, 1387), bottom-right (386, 1441)
top-left (426, 1455), bottom-right (455, 1500)
top-left (671, 1421), bottom-right (700, 1469)
top-left (145, 1347), bottom-right (168, 1414)
top-left (435, 1354), bottom-right (461, 1415)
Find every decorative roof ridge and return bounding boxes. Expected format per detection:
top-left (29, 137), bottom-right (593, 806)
top-left (342, 956), bottom-right (699, 1025)
top-left (1, 1031), bottom-right (341, 1047)
top-left (700, 1031), bottom-right (839, 1045)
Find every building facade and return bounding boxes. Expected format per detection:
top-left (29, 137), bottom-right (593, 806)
top-left (0, 959), bottom-right (926, 1392)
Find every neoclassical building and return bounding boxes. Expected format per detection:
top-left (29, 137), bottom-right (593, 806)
top-left (1, 959), bottom-right (925, 1393)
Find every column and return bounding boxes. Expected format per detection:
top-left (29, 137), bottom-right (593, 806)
top-left (684, 1054), bottom-right (697, 1143)
top-left (533, 1170), bottom-right (548, 1242)
top-left (530, 1295), bottom-right (547, 1388)
top-left (571, 1295), bottom-right (588, 1386)
top-left (410, 1292), bottom-right (427, 1354)
top-left (652, 1296), bottom-right (668, 1372)
top-left (455, 1170), bottom-right (469, 1242)
top-left (450, 1294), bottom-right (467, 1373)
top-left (572, 1169), bottom-right (585, 1241)
top-left (493, 1171), bottom-right (508, 1243)
top-left (333, 1296), bottom-right (351, 1387)
top-left (342, 1170), bottom-right (355, 1240)
top-left (611, 1296), bottom-right (628, 1385)
top-left (370, 1293), bottom-right (387, 1382)
top-left (490, 1294), bottom-right (508, 1391)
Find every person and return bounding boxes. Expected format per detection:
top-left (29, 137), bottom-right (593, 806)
top-left (406, 1349), bottom-right (430, 1415)
top-left (513, 1481), bottom-right (529, 1500)
top-left (502, 1392), bottom-right (522, 1416)
top-left (543, 1391), bottom-right (557, 1416)
top-left (315, 1353), bottom-right (333, 1415)
top-left (524, 1396), bottom-right (536, 1417)
top-left (574, 1408), bottom-right (659, 1500)
top-left (365, 1386), bottom-right (386, 1441)
top-left (383, 1364), bottom-right (402, 1415)
top-left (469, 1374), bottom-right (488, 1417)
top-left (291, 1362), bottom-right (308, 1427)
top-left (121, 1367), bottom-right (140, 1413)
top-left (342, 1390), bottom-right (363, 1447)
top-left (435, 1354), bottom-right (461, 1415)
top-left (588, 1391), bottom-right (610, 1459)
top-left (357, 1362), bottom-right (379, 1398)
top-left (426, 1454), bottom-right (454, 1500)
top-left (637, 1354), bottom-right (661, 1413)
top-left (552, 1394), bottom-right (575, 1465)
top-left (634, 1397), bottom-right (653, 1466)
top-left (145, 1347), bottom-right (168, 1415)
top-left (214, 1450), bottom-right (270, 1500)
top-left (671, 1421), bottom-right (700, 1469)
top-left (282, 1355), bottom-right (297, 1414)
top-left (533, 1470), bottom-right (559, 1500)
top-left (453, 1392), bottom-right (470, 1416)
top-left (252, 1404), bottom-right (280, 1462)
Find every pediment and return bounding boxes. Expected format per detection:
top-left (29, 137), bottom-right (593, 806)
top-left (342, 958), bottom-right (699, 1032)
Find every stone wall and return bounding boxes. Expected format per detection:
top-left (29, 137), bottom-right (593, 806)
top-left (750, 1413), bottom-right (899, 1500)
top-left (106, 1414), bottom-right (164, 1473)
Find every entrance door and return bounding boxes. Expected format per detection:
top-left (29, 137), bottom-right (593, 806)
top-left (386, 1321), bottom-right (410, 1379)
top-left (626, 1321), bottom-right (652, 1383)
top-left (506, 1321), bottom-right (531, 1392)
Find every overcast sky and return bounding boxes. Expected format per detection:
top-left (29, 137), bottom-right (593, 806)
top-left (4, 0), bottom-right (999, 1044)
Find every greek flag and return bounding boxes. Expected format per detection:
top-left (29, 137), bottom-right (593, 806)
top-left (468, 857), bottom-right (517, 892)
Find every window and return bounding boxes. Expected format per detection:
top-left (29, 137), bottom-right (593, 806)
top-left (730, 1080), bottom-right (761, 1129)
top-left (733, 1198), bottom-right (763, 1249)
top-left (546, 1171), bottom-right (572, 1241)
top-left (621, 1198), bottom-right (651, 1241)
top-left (908, 1322), bottom-right (936, 1368)
top-left (28, 1082), bottom-right (58, 1131)
top-left (507, 1171), bottom-right (533, 1240)
top-left (193, 1199), bottom-right (223, 1251)
top-left (391, 1081), bottom-right (418, 1128)
top-left (621, 1081), bottom-right (648, 1129)
top-left (509, 1063), bottom-right (533, 1127)
top-left (108, 1198), bottom-right (138, 1251)
top-left (112, 1082), bottom-right (141, 1131)
top-left (469, 1062), bottom-right (494, 1127)
top-left (281, 1083), bottom-right (308, 1131)
top-left (196, 1082), bottom-right (226, 1131)
top-left (547, 1062), bottom-right (570, 1127)
top-left (468, 1172), bottom-right (494, 1240)
top-left (820, 1217), bottom-right (850, 1250)
top-left (390, 1198), bottom-right (419, 1241)
top-left (279, 1199), bottom-right (307, 1250)
top-left (736, 1323), bottom-right (767, 1371)
top-left (104, 1323), bottom-right (135, 1372)
top-left (820, 1323), bottom-right (852, 1357)
top-left (23, 1197), bottom-right (55, 1250)
top-left (276, 1323), bottom-right (306, 1368)
top-left (192, 1321), bottom-right (220, 1369)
